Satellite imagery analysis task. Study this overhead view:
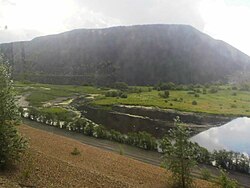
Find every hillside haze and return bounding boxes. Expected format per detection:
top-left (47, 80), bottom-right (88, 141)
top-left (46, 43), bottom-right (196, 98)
top-left (0, 24), bottom-right (249, 85)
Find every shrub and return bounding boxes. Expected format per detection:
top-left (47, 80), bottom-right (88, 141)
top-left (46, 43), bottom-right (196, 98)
top-left (120, 93), bottom-right (128, 98)
top-left (202, 88), bottom-right (207, 94)
top-left (127, 131), bottom-right (157, 150)
top-left (105, 90), bottom-right (127, 98)
top-left (175, 85), bottom-right (186, 90)
top-left (239, 84), bottom-right (250, 91)
top-left (0, 58), bottom-right (27, 169)
top-left (187, 84), bottom-right (195, 90)
top-left (194, 94), bottom-right (200, 97)
top-left (109, 129), bottom-right (125, 143)
top-left (209, 87), bottom-right (218, 93)
top-left (232, 92), bottom-right (237, 96)
top-left (232, 86), bottom-right (238, 90)
top-left (159, 90), bottom-right (170, 98)
top-left (71, 147), bottom-right (81, 156)
top-left (195, 89), bottom-right (201, 93)
top-left (154, 82), bottom-right (175, 90)
top-left (112, 82), bottom-right (128, 91)
top-left (118, 145), bottom-right (124, 155)
top-left (105, 90), bottom-right (119, 97)
top-left (187, 91), bottom-right (195, 95)
top-left (217, 169), bottom-right (240, 188)
top-left (201, 169), bottom-right (212, 181)
top-left (20, 169), bottom-right (31, 182)
top-left (84, 124), bottom-right (94, 136)
top-left (231, 104), bottom-right (237, 108)
top-left (94, 125), bottom-right (107, 139)
top-left (192, 100), bottom-right (198, 105)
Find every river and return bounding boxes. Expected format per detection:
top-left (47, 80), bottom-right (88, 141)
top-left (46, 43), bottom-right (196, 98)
top-left (191, 117), bottom-right (250, 155)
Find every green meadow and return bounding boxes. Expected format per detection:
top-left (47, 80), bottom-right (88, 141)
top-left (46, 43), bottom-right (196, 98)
top-left (15, 82), bottom-right (105, 107)
top-left (15, 82), bottom-right (250, 116)
top-left (94, 89), bottom-right (250, 116)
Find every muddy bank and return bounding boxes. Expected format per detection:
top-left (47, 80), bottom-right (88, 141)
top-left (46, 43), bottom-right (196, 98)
top-left (76, 105), bottom-right (173, 138)
top-left (112, 105), bottom-right (234, 125)
top-left (73, 102), bottom-right (231, 138)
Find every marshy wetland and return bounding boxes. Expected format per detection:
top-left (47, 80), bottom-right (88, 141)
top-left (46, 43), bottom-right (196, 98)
top-left (16, 81), bottom-right (250, 146)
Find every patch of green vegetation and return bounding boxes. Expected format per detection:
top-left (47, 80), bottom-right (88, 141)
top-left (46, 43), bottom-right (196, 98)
top-left (15, 82), bottom-right (104, 107)
top-left (71, 147), bottom-right (81, 156)
top-left (15, 82), bottom-right (250, 116)
top-left (39, 107), bottom-right (69, 114)
top-left (94, 88), bottom-right (250, 116)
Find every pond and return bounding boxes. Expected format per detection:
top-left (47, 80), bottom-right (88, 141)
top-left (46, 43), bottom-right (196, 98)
top-left (191, 117), bottom-right (250, 155)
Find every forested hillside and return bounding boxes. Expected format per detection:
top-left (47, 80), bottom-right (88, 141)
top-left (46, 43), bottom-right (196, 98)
top-left (1, 24), bottom-right (249, 85)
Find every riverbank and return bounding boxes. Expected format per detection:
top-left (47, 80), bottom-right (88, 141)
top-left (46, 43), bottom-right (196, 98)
top-left (1, 124), bottom-right (215, 188)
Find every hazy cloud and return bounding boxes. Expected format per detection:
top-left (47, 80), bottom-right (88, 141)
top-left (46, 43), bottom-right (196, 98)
top-left (0, 0), bottom-right (250, 55)
top-left (74, 0), bottom-right (205, 29)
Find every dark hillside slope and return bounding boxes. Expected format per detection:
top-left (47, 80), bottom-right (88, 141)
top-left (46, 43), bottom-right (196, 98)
top-left (1, 24), bottom-right (249, 85)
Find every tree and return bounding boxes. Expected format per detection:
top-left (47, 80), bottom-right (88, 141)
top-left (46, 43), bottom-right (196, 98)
top-left (0, 56), bottom-right (27, 169)
top-left (137, 131), bottom-right (157, 150)
top-left (159, 90), bottom-right (170, 98)
top-left (160, 117), bottom-right (196, 188)
top-left (217, 169), bottom-right (240, 188)
top-left (192, 142), bottom-right (211, 164)
top-left (155, 82), bottom-right (176, 90)
top-left (94, 125), bottom-right (107, 139)
top-left (112, 82), bottom-right (128, 91)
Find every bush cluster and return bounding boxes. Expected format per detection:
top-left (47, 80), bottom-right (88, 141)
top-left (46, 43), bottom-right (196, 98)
top-left (21, 108), bottom-right (157, 151)
top-left (154, 82), bottom-right (176, 91)
top-left (105, 90), bottom-right (127, 98)
top-left (158, 90), bottom-right (170, 98)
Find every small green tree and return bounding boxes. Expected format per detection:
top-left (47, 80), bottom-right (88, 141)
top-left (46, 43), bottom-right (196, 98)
top-left (201, 168), bottom-right (212, 181)
top-left (217, 169), bottom-right (240, 188)
top-left (159, 90), bottom-right (170, 98)
top-left (0, 56), bottom-right (27, 169)
top-left (192, 100), bottom-right (197, 105)
top-left (160, 117), bottom-right (196, 188)
top-left (112, 82), bottom-right (128, 91)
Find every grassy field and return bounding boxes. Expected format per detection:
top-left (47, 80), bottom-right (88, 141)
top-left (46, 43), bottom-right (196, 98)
top-left (15, 82), bottom-right (105, 107)
top-left (94, 89), bottom-right (250, 116)
top-left (15, 82), bottom-right (250, 116)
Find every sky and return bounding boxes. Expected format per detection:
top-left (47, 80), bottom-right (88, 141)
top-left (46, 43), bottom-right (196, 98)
top-left (0, 0), bottom-right (250, 55)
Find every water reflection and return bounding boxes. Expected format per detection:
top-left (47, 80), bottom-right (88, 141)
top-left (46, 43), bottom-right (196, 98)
top-left (191, 117), bottom-right (250, 155)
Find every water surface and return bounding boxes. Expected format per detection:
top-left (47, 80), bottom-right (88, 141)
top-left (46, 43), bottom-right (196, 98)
top-left (191, 117), bottom-right (250, 155)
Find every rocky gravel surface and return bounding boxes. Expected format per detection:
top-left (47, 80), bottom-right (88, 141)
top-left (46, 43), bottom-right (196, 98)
top-left (1, 125), bottom-right (216, 188)
top-left (0, 176), bottom-right (21, 188)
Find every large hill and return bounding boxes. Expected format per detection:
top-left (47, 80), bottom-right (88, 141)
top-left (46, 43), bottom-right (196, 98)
top-left (0, 24), bottom-right (250, 85)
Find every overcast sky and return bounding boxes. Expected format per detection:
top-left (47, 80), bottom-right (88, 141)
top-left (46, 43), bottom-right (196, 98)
top-left (0, 0), bottom-right (250, 55)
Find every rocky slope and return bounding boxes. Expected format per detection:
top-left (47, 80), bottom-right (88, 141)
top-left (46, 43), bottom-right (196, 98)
top-left (1, 125), bottom-right (215, 188)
